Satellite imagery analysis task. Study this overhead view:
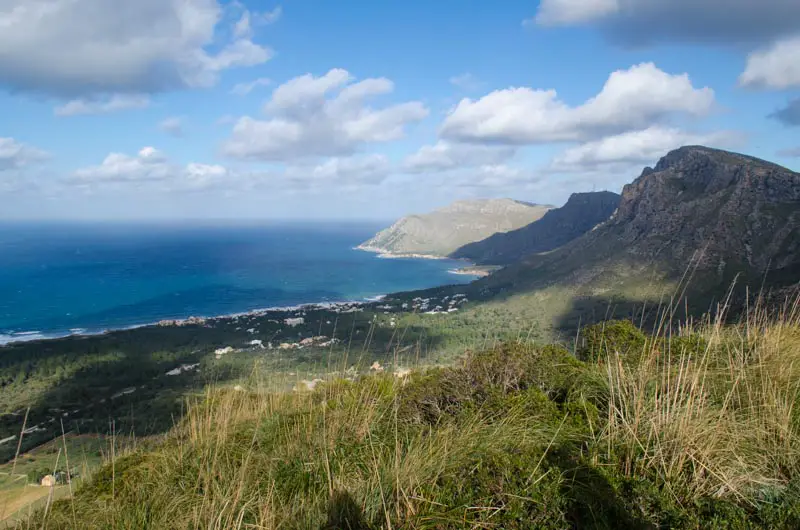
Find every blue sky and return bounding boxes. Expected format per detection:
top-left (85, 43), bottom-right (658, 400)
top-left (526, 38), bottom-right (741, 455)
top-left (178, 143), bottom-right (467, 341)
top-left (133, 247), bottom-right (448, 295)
top-left (1, 0), bottom-right (798, 220)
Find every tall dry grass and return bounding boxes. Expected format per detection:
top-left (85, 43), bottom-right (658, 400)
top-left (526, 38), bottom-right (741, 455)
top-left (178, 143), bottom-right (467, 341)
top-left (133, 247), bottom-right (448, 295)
top-left (17, 292), bottom-right (800, 528)
top-left (595, 292), bottom-right (800, 505)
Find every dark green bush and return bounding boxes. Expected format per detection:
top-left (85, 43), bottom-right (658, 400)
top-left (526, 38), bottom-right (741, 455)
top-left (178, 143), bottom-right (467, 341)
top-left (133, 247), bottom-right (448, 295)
top-left (398, 343), bottom-right (588, 425)
top-left (578, 320), bottom-right (648, 362)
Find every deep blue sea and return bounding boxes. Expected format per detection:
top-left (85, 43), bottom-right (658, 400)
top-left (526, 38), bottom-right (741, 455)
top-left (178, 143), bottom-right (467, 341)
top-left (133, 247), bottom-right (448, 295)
top-left (0, 222), bottom-right (475, 344)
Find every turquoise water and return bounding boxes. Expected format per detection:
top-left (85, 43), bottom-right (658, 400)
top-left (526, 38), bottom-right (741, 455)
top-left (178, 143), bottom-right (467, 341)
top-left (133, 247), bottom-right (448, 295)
top-left (0, 222), bottom-right (474, 342)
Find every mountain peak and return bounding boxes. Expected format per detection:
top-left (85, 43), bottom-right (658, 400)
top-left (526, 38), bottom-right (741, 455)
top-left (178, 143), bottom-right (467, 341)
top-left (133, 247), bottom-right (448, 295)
top-left (477, 146), bottom-right (800, 308)
top-left (651, 145), bottom-right (791, 174)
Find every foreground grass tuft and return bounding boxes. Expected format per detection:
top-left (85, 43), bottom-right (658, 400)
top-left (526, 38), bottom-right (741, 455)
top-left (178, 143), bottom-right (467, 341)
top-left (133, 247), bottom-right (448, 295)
top-left (20, 303), bottom-right (800, 529)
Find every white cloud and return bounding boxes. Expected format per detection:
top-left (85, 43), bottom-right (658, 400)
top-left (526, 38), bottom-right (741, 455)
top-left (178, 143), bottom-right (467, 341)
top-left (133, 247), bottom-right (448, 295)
top-left (198, 39), bottom-right (272, 75)
top-left (72, 147), bottom-right (173, 183)
top-left (529, 0), bottom-right (800, 91)
top-left (159, 117), bottom-right (185, 137)
top-left (231, 77), bottom-right (272, 96)
top-left (740, 36), bottom-right (800, 89)
top-left (233, 10), bottom-right (253, 38)
top-left (236, 5), bottom-right (282, 36)
top-left (54, 94), bottom-right (150, 117)
top-left (0, 0), bottom-right (273, 97)
top-left (535, 0), bottom-right (619, 25)
top-left (449, 73), bottom-right (483, 92)
top-left (185, 163), bottom-right (228, 189)
top-left (440, 63), bottom-right (714, 145)
top-left (69, 145), bottom-right (390, 193)
top-left (549, 127), bottom-right (746, 172)
top-left (71, 146), bottom-right (229, 191)
top-left (403, 142), bottom-right (515, 173)
top-left (531, 0), bottom-right (800, 45)
top-left (0, 138), bottom-right (50, 171)
top-left (282, 154), bottom-right (391, 188)
top-left (222, 69), bottom-right (428, 161)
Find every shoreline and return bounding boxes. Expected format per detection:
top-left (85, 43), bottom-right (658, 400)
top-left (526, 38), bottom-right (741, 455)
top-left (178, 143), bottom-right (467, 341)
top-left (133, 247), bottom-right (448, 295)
top-left (447, 266), bottom-right (498, 278)
top-left (1, 249), bottom-right (485, 348)
top-left (355, 245), bottom-right (447, 261)
top-left (355, 245), bottom-right (493, 278)
top-left (0, 297), bottom-right (380, 347)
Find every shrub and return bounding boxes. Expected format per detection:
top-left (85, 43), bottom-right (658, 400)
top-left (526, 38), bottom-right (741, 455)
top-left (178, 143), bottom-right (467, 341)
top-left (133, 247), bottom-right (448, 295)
top-left (578, 320), bottom-right (648, 362)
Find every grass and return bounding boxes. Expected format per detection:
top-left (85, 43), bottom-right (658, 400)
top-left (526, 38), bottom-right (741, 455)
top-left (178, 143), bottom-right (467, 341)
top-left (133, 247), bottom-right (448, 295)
top-left (12, 294), bottom-right (800, 529)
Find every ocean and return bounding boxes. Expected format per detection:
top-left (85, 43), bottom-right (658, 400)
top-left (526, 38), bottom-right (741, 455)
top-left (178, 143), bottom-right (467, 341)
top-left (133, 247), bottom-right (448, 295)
top-left (0, 222), bottom-right (476, 344)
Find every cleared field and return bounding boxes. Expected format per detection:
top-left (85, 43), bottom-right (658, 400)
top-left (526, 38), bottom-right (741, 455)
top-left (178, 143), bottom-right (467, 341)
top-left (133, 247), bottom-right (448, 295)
top-left (0, 433), bottom-right (110, 525)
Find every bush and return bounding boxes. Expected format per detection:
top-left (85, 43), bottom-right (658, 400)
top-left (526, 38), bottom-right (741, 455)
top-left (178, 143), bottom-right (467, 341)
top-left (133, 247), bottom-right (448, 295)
top-left (398, 343), bottom-right (588, 425)
top-left (578, 320), bottom-right (648, 362)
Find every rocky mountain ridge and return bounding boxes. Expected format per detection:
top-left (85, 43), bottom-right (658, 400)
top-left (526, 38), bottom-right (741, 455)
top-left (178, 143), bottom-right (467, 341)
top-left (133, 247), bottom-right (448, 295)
top-left (451, 191), bottom-right (621, 265)
top-left (358, 198), bottom-right (552, 258)
top-left (480, 146), bottom-right (800, 299)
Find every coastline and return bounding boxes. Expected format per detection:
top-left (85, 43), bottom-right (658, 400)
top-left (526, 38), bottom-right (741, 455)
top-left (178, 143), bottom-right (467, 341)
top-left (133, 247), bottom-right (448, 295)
top-left (0, 298), bottom-right (378, 347)
top-left (447, 265), bottom-right (500, 278)
top-left (356, 244), bottom-right (494, 278)
top-left (1, 249), bottom-right (486, 348)
top-left (355, 244), bottom-right (446, 261)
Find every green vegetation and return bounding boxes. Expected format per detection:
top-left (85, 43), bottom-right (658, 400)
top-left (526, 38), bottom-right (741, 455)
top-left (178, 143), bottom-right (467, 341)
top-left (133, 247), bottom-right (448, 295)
top-left (17, 301), bottom-right (800, 528)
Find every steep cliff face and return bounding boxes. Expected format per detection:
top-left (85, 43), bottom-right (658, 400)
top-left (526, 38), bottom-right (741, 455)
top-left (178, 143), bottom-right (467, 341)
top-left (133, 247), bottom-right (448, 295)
top-left (358, 199), bottom-right (552, 257)
top-left (451, 191), bottom-right (620, 265)
top-left (481, 146), bottom-right (800, 296)
top-left (607, 146), bottom-right (800, 272)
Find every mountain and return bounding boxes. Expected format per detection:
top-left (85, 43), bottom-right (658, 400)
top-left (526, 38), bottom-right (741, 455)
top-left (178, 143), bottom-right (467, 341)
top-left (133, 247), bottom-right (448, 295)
top-left (451, 191), bottom-right (621, 265)
top-left (475, 146), bottom-right (800, 314)
top-left (358, 199), bottom-right (552, 257)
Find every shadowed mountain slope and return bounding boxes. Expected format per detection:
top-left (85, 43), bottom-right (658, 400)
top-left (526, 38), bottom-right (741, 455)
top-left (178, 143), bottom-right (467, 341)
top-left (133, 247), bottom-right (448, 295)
top-left (478, 146), bottom-right (800, 304)
top-left (451, 191), bottom-right (621, 265)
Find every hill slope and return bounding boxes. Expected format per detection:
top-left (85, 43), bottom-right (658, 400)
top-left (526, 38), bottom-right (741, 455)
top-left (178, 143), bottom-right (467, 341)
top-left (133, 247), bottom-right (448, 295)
top-left (358, 199), bottom-right (551, 257)
top-left (480, 146), bottom-right (800, 303)
top-left (25, 315), bottom-right (800, 529)
top-left (451, 191), bottom-right (621, 265)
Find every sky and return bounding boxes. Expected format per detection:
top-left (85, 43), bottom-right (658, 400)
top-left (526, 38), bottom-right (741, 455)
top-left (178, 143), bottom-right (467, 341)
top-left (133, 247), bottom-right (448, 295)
top-left (1, 0), bottom-right (798, 221)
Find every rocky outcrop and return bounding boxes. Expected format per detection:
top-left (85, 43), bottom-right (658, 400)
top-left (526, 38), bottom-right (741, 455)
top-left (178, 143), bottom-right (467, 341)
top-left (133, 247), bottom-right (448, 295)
top-left (480, 146), bottom-right (800, 297)
top-left (451, 191), bottom-right (620, 265)
top-left (358, 199), bottom-right (551, 257)
top-left (607, 146), bottom-right (800, 272)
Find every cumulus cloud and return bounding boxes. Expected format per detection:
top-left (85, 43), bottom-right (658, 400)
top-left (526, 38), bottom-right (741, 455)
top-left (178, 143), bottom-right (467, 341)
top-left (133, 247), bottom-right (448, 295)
top-left (54, 95), bottom-right (150, 117)
top-left (70, 146), bottom-right (230, 191)
top-left (440, 63), bottom-right (714, 145)
top-left (222, 69), bottom-right (428, 161)
top-left (740, 37), bottom-right (800, 89)
top-left (769, 98), bottom-right (800, 126)
top-left (0, 0), bottom-right (274, 97)
top-left (532, 0), bottom-right (800, 46)
top-left (159, 117), bottom-right (185, 137)
top-left (549, 127), bottom-right (746, 172)
top-left (70, 146), bottom-right (390, 192)
top-left (403, 142), bottom-right (515, 173)
top-left (0, 138), bottom-right (49, 171)
top-left (72, 147), bottom-right (174, 183)
top-left (231, 77), bottom-right (272, 95)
